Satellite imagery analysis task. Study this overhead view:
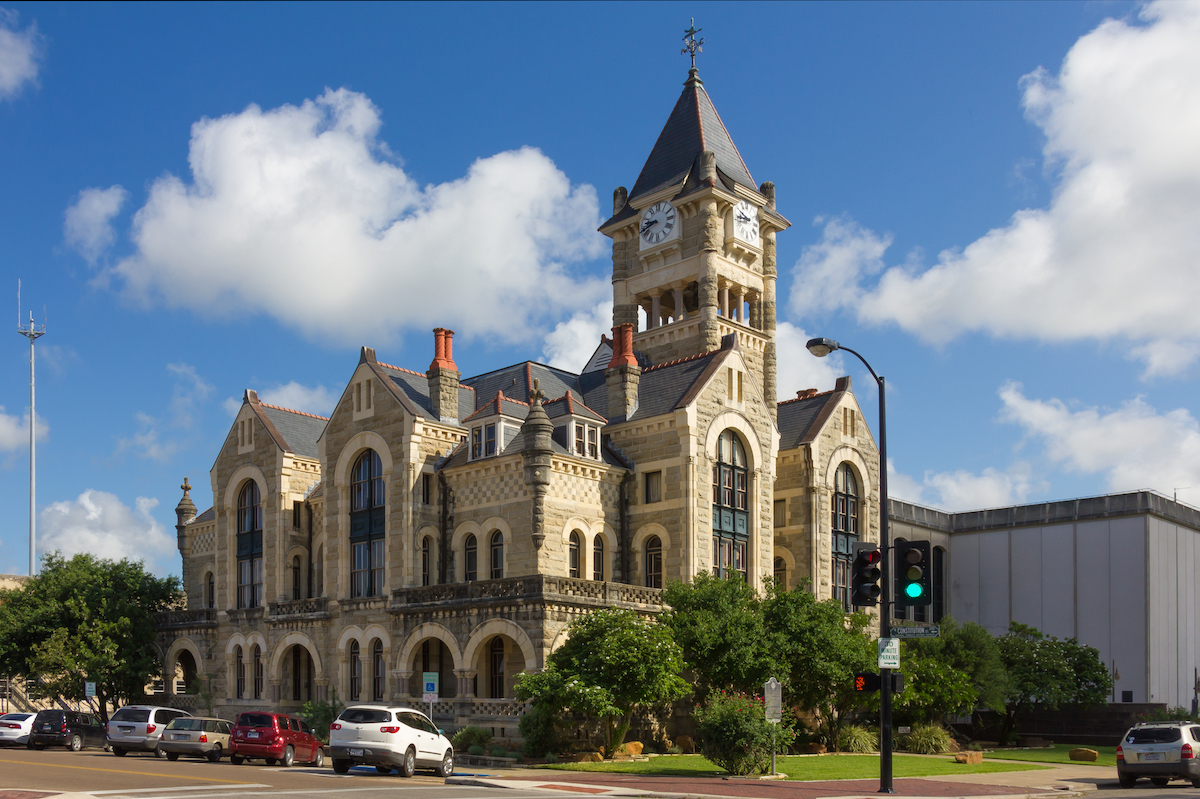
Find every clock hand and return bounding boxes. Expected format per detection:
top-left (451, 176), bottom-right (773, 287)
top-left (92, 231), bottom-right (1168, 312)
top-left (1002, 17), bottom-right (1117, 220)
top-left (641, 219), bottom-right (658, 233)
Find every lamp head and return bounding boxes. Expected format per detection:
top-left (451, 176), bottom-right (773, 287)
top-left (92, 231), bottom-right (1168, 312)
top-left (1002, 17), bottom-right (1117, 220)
top-left (806, 337), bottom-right (840, 358)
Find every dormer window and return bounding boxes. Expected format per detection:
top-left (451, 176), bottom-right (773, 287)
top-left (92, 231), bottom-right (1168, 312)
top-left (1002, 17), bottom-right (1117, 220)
top-left (572, 422), bottom-right (600, 459)
top-left (470, 422), bottom-right (499, 460)
top-left (486, 423), bottom-right (497, 456)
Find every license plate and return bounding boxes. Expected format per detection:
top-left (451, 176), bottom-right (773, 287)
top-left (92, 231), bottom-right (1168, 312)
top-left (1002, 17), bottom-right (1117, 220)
top-left (1142, 752), bottom-right (1164, 761)
top-left (349, 748), bottom-right (363, 757)
top-left (41, 724), bottom-right (51, 731)
top-left (119, 726), bottom-right (133, 733)
top-left (248, 731), bottom-right (259, 739)
top-left (173, 733), bottom-right (189, 740)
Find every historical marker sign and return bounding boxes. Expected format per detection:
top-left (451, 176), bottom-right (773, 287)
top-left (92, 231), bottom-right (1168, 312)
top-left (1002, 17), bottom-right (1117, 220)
top-left (764, 677), bottom-right (782, 724)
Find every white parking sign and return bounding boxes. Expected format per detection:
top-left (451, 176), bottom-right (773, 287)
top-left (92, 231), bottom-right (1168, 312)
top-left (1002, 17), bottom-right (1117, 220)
top-left (878, 638), bottom-right (900, 669)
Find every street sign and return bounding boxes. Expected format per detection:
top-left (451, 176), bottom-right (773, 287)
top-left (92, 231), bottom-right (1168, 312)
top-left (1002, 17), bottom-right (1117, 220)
top-left (892, 624), bottom-right (940, 639)
top-left (422, 672), bottom-right (439, 694)
top-left (764, 677), bottom-right (782, 724)
top-left (422, 692), bottom-right (437, 703)
top-left (878, 638), bottom-right (900, 669)
top-left (85, 682), bottom-right (96, 698)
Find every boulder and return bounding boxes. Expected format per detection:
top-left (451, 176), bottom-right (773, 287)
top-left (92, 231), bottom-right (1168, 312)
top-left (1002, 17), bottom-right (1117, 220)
top-left (955, 751), bottom-right (984, 765)
top-left (572, 752), bottom-right (603, 763)
top-left (1069, 748), bottom-right (1099, 762)
top-left (617, 741), bottom-right (644, 756)
top-left (676, 735), bottom-right (695, 754)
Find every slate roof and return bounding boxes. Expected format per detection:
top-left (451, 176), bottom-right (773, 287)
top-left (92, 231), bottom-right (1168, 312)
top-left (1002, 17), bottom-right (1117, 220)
top-left (192, 507), bottom-right (215, 524)
top-left (259, 403), bottom-right (327, 460)
top-left (461, 362), bottom-right (581, 414)
top-left (627, 70), bottom-right (756, 205)
top-left (776, 377), bottom-right (852, 450)
top-left (462, 391), bottom-right (531, 423)
top-left (543, 392), bottom-right (606, 424)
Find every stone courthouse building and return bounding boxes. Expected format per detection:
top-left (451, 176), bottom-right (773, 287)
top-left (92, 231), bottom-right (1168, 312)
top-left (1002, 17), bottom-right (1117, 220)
top-left (155, 65), bottom-right (886, 734)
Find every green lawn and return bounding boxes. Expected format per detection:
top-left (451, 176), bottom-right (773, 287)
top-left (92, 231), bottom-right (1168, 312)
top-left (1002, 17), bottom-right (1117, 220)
top-left (985, 744), bottom-right (1118, 768)
top-left (536, 753), bottom-right (1050, 781)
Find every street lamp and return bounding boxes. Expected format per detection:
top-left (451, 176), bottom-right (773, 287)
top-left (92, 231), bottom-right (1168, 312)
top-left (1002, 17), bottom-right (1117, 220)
top-left (806, 336), bottom-right (895, 794)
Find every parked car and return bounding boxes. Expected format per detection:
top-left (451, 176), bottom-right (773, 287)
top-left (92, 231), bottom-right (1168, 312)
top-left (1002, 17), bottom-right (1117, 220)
top-left (1117, 721), bottom-right (1200, 787)
top-left (27, 709), bottom-right (107, 751)
top-left (158, 716), bottom-right (233, 762)
top-left (327, 705), bottom-right (453, 777)
top-left (0, 713), bottom-right (35, 746)
top-left (229, 712), bottom-right (323, 767)
top-left (107, 705), bottom-right (191, 757)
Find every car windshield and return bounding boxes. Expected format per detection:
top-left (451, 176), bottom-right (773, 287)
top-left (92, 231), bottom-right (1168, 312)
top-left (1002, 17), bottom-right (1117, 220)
top-left (165, 718), bottom-right (205, 731)
top-left (1128, 728), bottom-right (1182, 743)
top-left (338, 708), bottom-right (391, 724)
top-left (237, 713), bottom-right (275, 729)
top-left (111, 708), bottom-right (150, 723)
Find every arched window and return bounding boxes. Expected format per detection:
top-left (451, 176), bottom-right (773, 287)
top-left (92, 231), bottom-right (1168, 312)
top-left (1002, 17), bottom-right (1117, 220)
top-left (253, 645), bottom-right (263, 699)
top-left (421, 537), bottom-right (432, 587)
top-left (832, 463), bottom-right (860, 611)
top-left (372, 639), bottom-right (384, 701)
top-left (712, 429), bottom-right (748, 581)
top-left (464, 534), bottom-right (478, 582)
top-left (235, 646), bottom-right (245, 699)
top-left (489, 637), bottom-right (505, 699)
top-left (236, 482), bottom-right (263, 609)
top-left (350, 450), bottom-right (385, 597)
top-left (774, 556), bottom-right (787, 590)
top-left (292, 555), bottom-right (302, 601)
top-left (349, 640), bottom-right (361, 701)
top-left (645, 535), bottom-right (662, 589)
top-left (593, 535), bottom-right (605, 581)
top-left (489, 531), bottom-right (504, 579)
top-left (205, 572), bottom-right (215, 609)
top-left (568, 532), bottom-right (582, 578)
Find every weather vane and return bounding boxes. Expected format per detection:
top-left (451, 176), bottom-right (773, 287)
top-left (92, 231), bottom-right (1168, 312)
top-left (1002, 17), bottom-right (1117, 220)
top-left (682, 18), bottom-right (703, 69)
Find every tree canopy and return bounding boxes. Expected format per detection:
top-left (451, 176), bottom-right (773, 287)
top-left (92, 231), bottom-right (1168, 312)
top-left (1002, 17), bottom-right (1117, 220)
top-left (0, 552), bottom-right (181, 723)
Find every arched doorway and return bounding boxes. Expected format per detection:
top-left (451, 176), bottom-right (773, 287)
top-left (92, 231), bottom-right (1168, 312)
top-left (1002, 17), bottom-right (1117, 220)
top-left (408, 638), bottom-right (456, 699)
top-left (283, 644), bottom-right (316, 705)
top-left (471, 635), bottom-right (521, 699)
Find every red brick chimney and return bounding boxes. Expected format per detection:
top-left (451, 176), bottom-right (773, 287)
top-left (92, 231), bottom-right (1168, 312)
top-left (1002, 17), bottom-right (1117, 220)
top-left (427, 328), bottom-right (460, 423)
top-left (605, 323), bottom-right (640, 420)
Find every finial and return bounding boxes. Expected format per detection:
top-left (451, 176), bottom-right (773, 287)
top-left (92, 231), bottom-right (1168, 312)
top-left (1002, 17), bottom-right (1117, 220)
top-left (529, 377), bottom-right (546, 406)
top-left (682, 18), bottom-right (704, 70)
top-left (181, 477), bottom-right (192, 494)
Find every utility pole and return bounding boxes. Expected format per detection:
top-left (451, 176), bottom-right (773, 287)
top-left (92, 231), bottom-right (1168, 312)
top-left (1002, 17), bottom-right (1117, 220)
top-left (17, 281), bottom-right (45, 576)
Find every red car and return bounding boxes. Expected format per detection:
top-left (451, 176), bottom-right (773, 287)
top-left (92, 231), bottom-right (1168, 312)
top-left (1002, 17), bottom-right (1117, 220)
top-left (228, 712), bottom-right (324, 767)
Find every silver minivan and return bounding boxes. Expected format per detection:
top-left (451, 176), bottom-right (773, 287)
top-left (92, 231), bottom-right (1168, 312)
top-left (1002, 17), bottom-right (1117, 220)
top-left (107, 706), bottom-right (191, 758)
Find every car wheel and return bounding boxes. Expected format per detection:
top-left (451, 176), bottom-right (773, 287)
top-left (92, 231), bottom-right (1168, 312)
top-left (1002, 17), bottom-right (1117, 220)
top-left (400, 746), bottom-right (415, 778)
top-left (112, 747), bottom-right (126, 757)
top-left (230, 754), bottom-right (244, 765)
top-left (310, 746), bottom-right (323, 767)
top-left (153, 744), bottom-right (168, 759)
top-left (333, 758), bottom-right (351, 774)
top-left (376, 765), bottom-right (393, 774)
top-left (1151, 777), bottom-right (1169, 786)
top-left (265, 757), bottom-right (277, 766)
top-left (166, 752), bottom-right (179, 761)
top-left (207, 744), bottom-right (223, 763)
top-left (437, 749), bottom-right (454, 778)
top-left (69, 734), bottom-right (83, 752)
top-left (281, 746), bottom-right (294, 768)
top-left (30, 744), bottom-right (44, 751)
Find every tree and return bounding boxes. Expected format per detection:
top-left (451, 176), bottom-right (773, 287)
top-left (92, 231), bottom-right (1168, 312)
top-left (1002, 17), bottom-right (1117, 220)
top-left (660, 574), bottom-right (777, 698)
top-left (898, 616), bottom-right (1009, 724)
top-left (762, 582), bottom-right (876, 751)
top-left (516, 608), bottom-right (689, 755)
top-left (0, 552), bottom-right (181, 724)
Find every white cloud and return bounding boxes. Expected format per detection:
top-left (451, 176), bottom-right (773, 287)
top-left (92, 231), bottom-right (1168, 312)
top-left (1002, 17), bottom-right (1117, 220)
top-left (789, 216), bottom-right (890, 320)
top-left (0, 8), bottom-right (40, 101)
top-left (64, 185), bottom-right (129, 264)
top-left (39, 490), bottom-right (178, 575)
top-left (888, 457), bottom-right (1043, 512)
top-left (791, 2), bottom-right (1200, 375)
top-left (775, 321), bottom-right (845, 399)
top-left (0, 406), bottom-right (48, 451)
top-left (999, 381), bottom-right (1200, 499)
top-left (542, 300), bottom-right (612, 371)
top-left (115, 363), bottom-right (212, 461)
top-left (258, 381), bottom-right (336, 417)
top-left (111, 88), bottom-right (607, 346)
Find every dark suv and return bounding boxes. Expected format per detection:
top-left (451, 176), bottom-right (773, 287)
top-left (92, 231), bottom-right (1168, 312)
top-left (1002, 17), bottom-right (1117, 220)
top-left (28, 710), bottom-right (107, 751)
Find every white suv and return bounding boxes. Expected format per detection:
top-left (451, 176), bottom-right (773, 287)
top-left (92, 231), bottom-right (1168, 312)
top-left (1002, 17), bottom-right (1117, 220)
top-left (1117, 721), bottom-right (1200, 787)
top-left (328, 706), bottom-right (453, 778)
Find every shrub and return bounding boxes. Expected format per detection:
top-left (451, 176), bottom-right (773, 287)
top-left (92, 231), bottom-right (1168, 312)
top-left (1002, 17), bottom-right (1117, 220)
top-left (467, 745), bottom-right (486, 756)
top-left (838, 724), bottom-right (878, 753)
top-left (1139, 706), bottom-right (1199, 723)
top-left (693, 691), bottom-right (796, 776)
top-left (544, 752), bottom-right (560, 763)
top-left (452, 725), bottom-right (492, 751)
top-left (490, 745), bottom-right (508, 758)
top-left (967, 741), bottom-right (983, 751)
top-left (519, 702), bottom-right (566, 758)
top-left (667, 745), bottom-right (682, 754)
top-left (899, 723), bottom-right (953, 754)
top-left (299, 688), bottom-right (344, 744)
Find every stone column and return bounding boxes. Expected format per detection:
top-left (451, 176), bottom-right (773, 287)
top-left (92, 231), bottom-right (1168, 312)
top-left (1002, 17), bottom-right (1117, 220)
top-left (316, 678), bottom-right (329, 702)
top-left (720, 284), bottom-right (730, 318)
top-left (735, 291), bottom-right (745, 323)
top-left (270, 679), bottom-right (281, 703)
top-left (392, 669), bottom-right (413, 702)
top-left (650, 292), bottom-right (661, 329)
top-left (761, 181), bottom-right (779, 422)
top-left (454, 669), bottom-right (477, 729)
top-left (697, 152), bottom-right (723, 351)
top-left (673, 286), bottom-right (685, 322)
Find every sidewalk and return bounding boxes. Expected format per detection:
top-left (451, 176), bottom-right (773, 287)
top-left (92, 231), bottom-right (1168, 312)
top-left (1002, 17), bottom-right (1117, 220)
top-left (447, 760), bottom-right (1113, 798)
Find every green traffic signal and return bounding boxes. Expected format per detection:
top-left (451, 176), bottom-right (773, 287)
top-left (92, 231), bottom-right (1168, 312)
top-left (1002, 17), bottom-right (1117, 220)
top-left (905, 582), bottom-right (923, 598)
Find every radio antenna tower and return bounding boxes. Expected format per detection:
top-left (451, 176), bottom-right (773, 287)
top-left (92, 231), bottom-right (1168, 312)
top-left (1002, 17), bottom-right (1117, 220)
top-left (17, 281), bottom-right (45, 576)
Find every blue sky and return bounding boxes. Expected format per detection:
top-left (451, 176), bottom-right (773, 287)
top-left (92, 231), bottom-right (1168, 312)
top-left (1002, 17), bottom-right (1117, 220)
top-left (3, 1), bottom-right (1199, 578)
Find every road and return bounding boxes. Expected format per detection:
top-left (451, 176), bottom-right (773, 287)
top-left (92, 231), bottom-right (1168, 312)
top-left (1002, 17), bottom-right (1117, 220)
top-left (0, 747), bottom-right (580, 799)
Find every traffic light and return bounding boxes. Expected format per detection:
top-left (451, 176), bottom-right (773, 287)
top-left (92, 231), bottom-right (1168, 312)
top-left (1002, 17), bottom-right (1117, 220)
top-left (853, 672), bottom-right (880, 693)
top-left (851, 542), bottom-right (882, 606)
top-left (895, 540), bottom-right (931, 607)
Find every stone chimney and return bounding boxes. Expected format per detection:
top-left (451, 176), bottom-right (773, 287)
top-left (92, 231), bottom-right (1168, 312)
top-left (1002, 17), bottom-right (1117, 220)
top-left (605, 323), bottom-right (641, 420)
top-left (427, 328), bottom-right (460, 424)
top-left (521, 379), bottom-right (554, 550)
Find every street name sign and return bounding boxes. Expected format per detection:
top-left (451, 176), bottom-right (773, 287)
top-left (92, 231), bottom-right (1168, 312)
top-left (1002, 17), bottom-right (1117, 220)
top-left (892, 625), bottom-right (940, 639)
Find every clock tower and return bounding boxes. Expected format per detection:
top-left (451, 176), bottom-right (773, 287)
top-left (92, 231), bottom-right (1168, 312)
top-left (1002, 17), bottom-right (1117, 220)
top-left (599, 65), bottom-right (790, 419)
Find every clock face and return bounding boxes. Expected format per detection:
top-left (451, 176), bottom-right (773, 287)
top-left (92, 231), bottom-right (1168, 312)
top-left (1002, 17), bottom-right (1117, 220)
top-left (640, 202), bottom-right (677, 245)
top-left (733, 200), bottom-right (759, 244)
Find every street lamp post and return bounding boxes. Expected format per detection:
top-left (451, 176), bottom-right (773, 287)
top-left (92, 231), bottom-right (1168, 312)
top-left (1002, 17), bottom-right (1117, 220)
top-left (806, 337), bottom-right (893, 794)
